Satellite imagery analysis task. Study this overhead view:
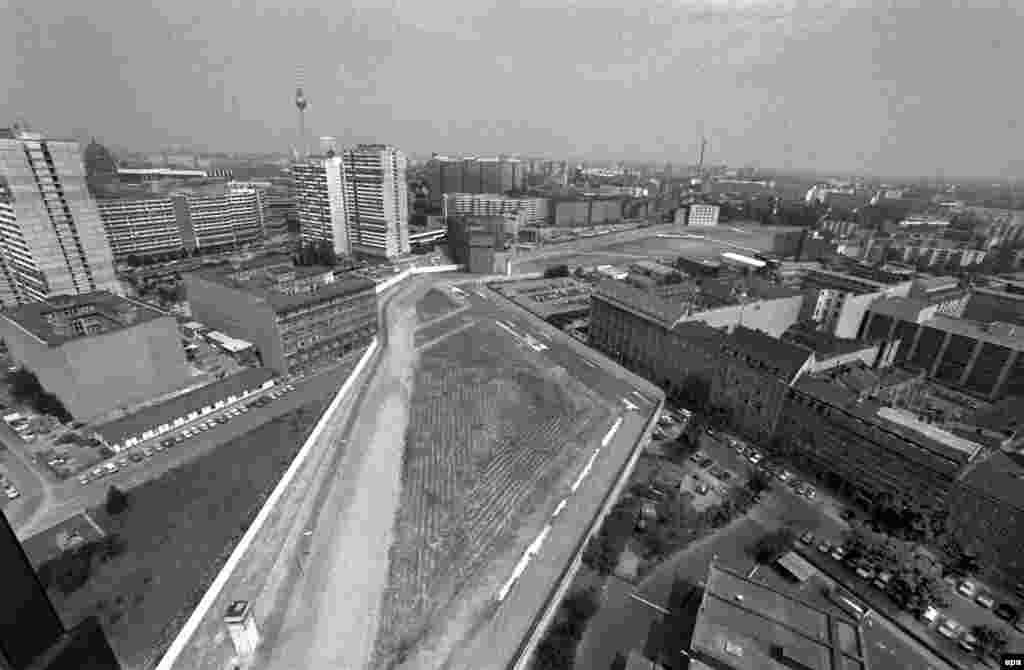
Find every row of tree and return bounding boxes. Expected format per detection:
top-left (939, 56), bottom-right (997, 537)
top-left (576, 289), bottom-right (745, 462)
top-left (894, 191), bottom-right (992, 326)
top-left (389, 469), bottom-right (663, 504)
top-left (7, 367), bottom-right (72, 423)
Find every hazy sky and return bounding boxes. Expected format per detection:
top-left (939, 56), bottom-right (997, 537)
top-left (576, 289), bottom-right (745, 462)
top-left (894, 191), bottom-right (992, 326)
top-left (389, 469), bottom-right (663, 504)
top-left (3, 0), bottom-right (1022, 177)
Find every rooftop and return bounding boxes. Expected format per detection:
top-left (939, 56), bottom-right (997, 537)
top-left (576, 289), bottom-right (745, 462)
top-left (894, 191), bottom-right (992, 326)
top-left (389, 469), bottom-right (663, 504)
top-left (492, 277), bottom-right (592, 318)
top-left (782, 327), bottom-right (876, 361)
top-left (792, 375), bottom-right (977, 473)
top-left (690, 564), bottom-right (866, 670)
top-left (924, 315), bottom-right (1024, 350)
top-left (2, 292), bottom-right (167, 346)
top-left (956, 451), bottom-right (1024, 511)
top-left (912, 275), bottom-right (961, 293)
top-left (723, 326), bottom-right (814, 383)
top-left (190, 265), bottom-right (376, 313)
top-left (866, 296), bottom-right (934, 323)
top-left (93, 367), bottom-right (275, 446)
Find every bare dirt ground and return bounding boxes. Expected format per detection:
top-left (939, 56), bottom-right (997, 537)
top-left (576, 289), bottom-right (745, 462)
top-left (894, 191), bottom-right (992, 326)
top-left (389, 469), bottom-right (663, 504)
top-left (259, 290), bottom-right (421, 670)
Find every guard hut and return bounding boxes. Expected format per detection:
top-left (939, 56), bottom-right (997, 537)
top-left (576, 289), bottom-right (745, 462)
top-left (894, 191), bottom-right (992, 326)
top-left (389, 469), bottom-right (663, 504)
top-left (224, 600), bottom-right (261, 658)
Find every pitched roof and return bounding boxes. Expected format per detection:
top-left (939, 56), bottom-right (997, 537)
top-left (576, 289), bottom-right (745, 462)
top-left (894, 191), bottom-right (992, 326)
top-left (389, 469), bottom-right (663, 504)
top-left (93, 367), bottom-right (275, 445)
top-left (723, 326), bottom-right (814, 383)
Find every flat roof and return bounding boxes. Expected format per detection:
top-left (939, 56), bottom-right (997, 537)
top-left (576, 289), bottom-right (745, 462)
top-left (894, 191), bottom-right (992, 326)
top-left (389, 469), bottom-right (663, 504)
top-left (776, 551), bottom-right (817, 582)
top-left (93, 367), bottom-right (275, 445)
top-left (190, 267), bottom-right (376, 313)
top-left (957, 451), bottom-right (1024, 511)
top-left (725, 326), bottom-right (814, 383)
top-left (690, 564), bottom-right (865, 670)
top-left (494, 277), bottom-right (592, 318)
top-left (1, 292), bottom-right (167, 346)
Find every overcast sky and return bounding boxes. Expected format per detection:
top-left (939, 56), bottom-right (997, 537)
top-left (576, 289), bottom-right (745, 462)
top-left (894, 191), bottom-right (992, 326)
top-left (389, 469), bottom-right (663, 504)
top-left (2, 0), bottom-right (1022, 177)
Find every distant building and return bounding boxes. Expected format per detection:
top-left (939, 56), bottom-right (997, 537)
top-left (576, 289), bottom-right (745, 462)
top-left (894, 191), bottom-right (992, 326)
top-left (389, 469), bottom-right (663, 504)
top-left (964, 282), bottom-right (1024, 325)
top-left (686, 563), bottom-right (869, 670)
top-left (342, 144), bottom-right (409, 259)
top-left (426, 155), bottom-right (526, 208)
top-left (0, 513), bottom-right (121, 670)
top-left (444, 193), bottom-right (549, 227)
top-left (0, 127), bottom-right (120, 307)
top-left (0, 292), bottom-right (190, 420)
top-left (116, 167), bottom-right (209, 182)
top-left (446, 216), bottom-right (511, 274)
top-left (96, 196), bottom-right (181, 259)
top-left (797, 268), bottom-right (912, 338)
top-left (687, 203), bottom-right (720, 226)
top-left (292, 156), bottom-right (349, 257)
top-left (185, 260), bottom-right (378, 375)
top-left (860, 298), bottom-right (1024, 400)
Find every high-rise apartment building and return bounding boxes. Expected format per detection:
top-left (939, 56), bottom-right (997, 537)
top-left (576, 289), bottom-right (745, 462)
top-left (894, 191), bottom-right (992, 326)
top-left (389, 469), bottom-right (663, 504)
top-left (444, 193), bottom-right (549, 226)
top-left (426, 155), bottom-right (526, 208)
top-left (0, 128), bottom-right (120, 307)
top-left (342, 144), bottom-right (409, 259)
top-left (96, 187), bottom-right (264, 259)
top-left (292, 156), bottom-right (349, 257)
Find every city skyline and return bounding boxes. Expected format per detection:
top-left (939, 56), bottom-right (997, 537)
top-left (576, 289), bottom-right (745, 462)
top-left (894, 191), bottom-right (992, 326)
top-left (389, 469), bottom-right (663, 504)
top-left (4, 1), bottom-right (1024, 179)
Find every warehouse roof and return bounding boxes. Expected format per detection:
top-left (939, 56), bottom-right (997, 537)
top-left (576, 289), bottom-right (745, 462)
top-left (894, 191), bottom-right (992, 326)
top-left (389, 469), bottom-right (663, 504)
top-left (1, 292), bottom-right (167, 346)
top-left (93, 367), bottom-right (275, 446)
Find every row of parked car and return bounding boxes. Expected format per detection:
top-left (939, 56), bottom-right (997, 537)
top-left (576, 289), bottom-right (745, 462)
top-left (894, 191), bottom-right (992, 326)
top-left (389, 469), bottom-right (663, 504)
top-left (798, 529), bottom-right (1024, 657)
top-left (719, 434), bottom-right (819, 500)
top-left (0, 471), bottom-right (19, 500)
top-left (76, 384), bottom-right (296, 486)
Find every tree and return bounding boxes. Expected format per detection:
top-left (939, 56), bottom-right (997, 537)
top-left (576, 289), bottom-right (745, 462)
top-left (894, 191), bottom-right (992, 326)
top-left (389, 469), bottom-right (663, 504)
top-left (105, 485), bottom-right (130, 515)
top-left (533, 629), bottom-right (575, 670)
top-left (582, 534), bottom-right (618, 576)
top-left (971, 624), bottom-right (1008, 660)
top-left (544, 264), bottom-right (570, 278)
top-left (563, 586), bottom-right (601, 623)
top-left (753, 527), bottom-right (796, 564)
top-left (746, 469), bottom-right (773, 498)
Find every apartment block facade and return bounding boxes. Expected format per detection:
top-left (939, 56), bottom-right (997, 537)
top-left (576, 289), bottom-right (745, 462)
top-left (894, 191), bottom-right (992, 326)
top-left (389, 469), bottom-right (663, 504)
top-left (293, 156), bottom-right (349, 257)
top-left (0, 292), bottom-right (190, 420)
top-left (185, 263), bottom-right (378, 375)
top-left (95, 196), bottom-right (181, 258)
top-left (444, 193), bottom-right (549, 227)
top-left (686, 203), bottom-right (720, 226)
top-left (342, 145), bottom-right (409, 258)
top-left (0, 128), bottom-right (119, 307)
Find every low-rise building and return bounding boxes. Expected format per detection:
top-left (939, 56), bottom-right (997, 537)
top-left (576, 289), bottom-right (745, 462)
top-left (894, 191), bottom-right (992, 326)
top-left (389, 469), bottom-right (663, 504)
top-left (92, 367), bottom-right (276, 452)
top-left (687, 563), bottom-right (870, 670)
top-left (446, 215), bottom-right (512, 274)
top-left (185, 261), bottom-right (377, 375)
top-left (0, 292), bottom-right (190, 420)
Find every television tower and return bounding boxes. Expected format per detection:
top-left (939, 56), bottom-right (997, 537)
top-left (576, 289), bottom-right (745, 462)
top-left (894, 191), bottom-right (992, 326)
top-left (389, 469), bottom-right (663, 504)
top-left (295, 67), bottom-right (309, 158)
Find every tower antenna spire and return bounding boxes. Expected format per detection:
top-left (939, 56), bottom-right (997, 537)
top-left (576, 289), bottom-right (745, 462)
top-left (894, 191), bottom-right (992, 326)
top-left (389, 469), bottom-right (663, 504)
top-left (295, 66), bottom-right (309, 159)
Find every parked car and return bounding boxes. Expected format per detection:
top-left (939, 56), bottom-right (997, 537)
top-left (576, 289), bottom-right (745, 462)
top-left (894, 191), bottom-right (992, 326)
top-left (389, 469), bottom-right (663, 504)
top-left (142, 447), bottom-right (154, 457)
top-left (937, 618), bottom-right (960, 640)
top-left (699, 457), bottom-right (714, 469)
top-left (957, 580), bottom-right (978, 599)
top-left (174, 434), bottom-right (186, 444)
top-left (5, 488), bottom-right (19, 500)
top-left (778, 470), bottom-right (794, 483)
top-left (831, 546), bottom-right (847, 562)
top-left (689, 451), bottom-right (706, 463)
top-left (747, 451), bottom-right (763, 465)
top-left (855, 565), bottom-right (876, 581)
top-left (873, 571), bottom-right (894, 591)
top-left (799, 531), bottom-right (815, 546)
top-left (802, 486), bottom-right (817, 500)
top-left (129, 453), bottom-right (144, 463)
top-left (817, 541), bottom-right (833, 554)
top-left (975, 592), bottom-right (995, 609)
top-left (285, 384), bottom-right (295, 392)
top-left (994, 603), bottom-right (1018, 622)
top-left (695, 482), bottom-right (710, 495)
top-left (161, 438), bottom-right (174, 449)
top-left (958, 632), bottom-right (978, 653)
top-left (78, 475), bottom-right (91, 485)
top-left (920, 605), bottom-right (941, 626)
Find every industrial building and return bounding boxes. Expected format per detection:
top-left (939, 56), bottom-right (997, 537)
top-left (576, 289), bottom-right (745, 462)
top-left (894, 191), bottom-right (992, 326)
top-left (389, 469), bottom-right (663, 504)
top-left (425, 155), bottom-right (526, 208)
top-left (964, 281), bottom-right (1024, 324)
top-left (293, 155), bottom-right (349, 257)
top-left (551, 197), bottom-right (624, 227)
top-left (0, 292), bottom-right (190, 420)
top-left (342, 144), bottom-right (409, 259)
top-left (443, 193), bottom-right (549, 227)
top-left (491, 277), bottom-right (592, 327)
top-left (96, 186), bottom-right (264, 259)
top-left (686, 563), bottom-right (870, 670)
top-left (185, 261), bottom-right (378, 375)
top-left (859, 297), bottom-right (1024, 400)
top-left (796, 267), bottom-right (912, 338)
top-left (0, 127), bottom-right (120, 307)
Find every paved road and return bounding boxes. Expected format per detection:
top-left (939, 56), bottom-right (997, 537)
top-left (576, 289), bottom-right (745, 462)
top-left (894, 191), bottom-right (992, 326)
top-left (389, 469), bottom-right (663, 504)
top-left (11, 360), bottom-right (357, 540)
top-left (0, 425), bottom-right (52, 529)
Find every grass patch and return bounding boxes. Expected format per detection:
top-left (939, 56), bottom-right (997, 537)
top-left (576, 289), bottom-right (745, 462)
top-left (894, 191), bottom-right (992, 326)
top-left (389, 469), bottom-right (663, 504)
top-left (42, 396), bottom-right (331, 669)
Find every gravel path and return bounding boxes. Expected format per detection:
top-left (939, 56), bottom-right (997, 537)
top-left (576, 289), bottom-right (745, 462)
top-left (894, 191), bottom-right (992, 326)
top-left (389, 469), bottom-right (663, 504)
top-left (261, 294), bottom-right (419, 670)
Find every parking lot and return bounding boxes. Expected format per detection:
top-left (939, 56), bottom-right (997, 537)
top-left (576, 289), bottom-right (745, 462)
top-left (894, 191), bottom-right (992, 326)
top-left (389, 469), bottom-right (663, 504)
top-left (699, 426), bottom-right (1024, 667)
